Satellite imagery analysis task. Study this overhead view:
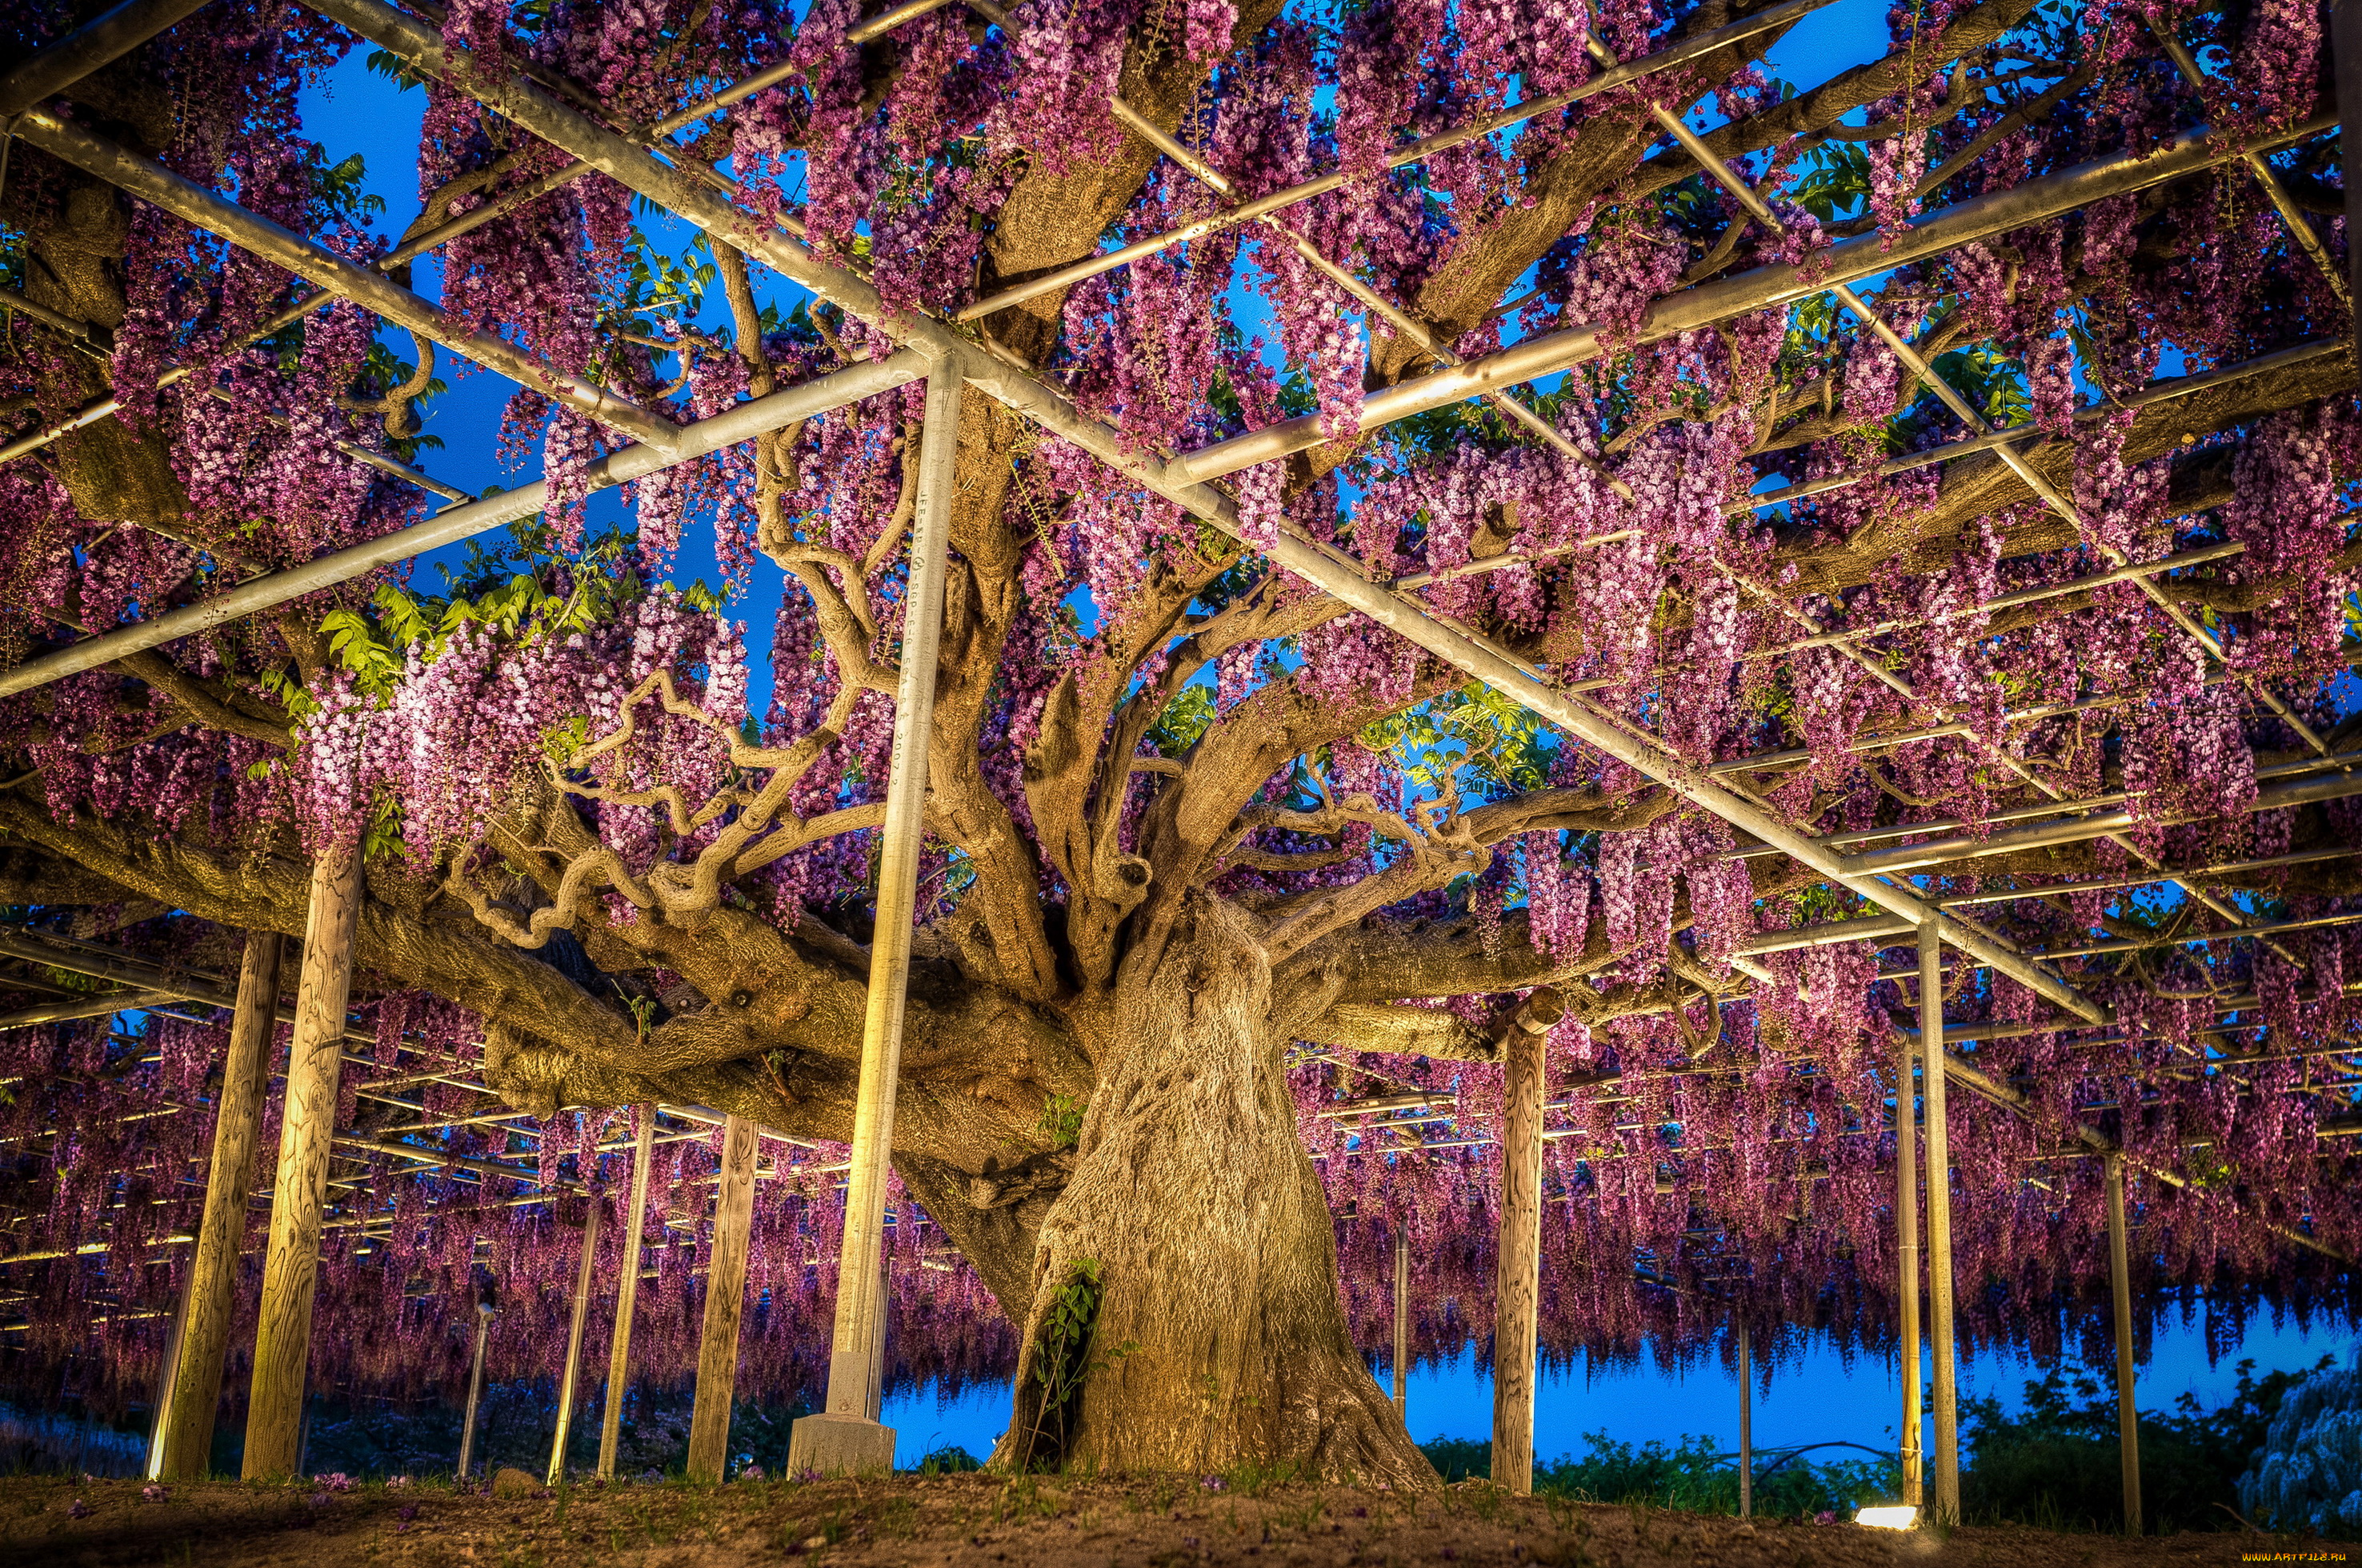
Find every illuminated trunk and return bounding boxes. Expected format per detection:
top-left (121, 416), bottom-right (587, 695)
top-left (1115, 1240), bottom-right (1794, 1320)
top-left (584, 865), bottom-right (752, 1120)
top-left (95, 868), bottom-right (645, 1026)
top-left (988, 895), bottom-right (1435, 1486)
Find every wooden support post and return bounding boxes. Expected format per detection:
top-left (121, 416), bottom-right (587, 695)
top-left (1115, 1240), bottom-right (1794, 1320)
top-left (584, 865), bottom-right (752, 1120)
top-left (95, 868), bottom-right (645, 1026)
top-left (158, 930), bottom-right (283, 1480)
top-left (546, 1196), bottom-right (602, 1486)
top-left (1921, 922), bottom-right (1960, 1525)
top-left (787, 362), bottom-right (962, 1479)
top-left (1737, 1318), bottom-right (1753, 1519)
top-left (597, 1104), bottom-right (656, 1481)
top-left (144, 1265), bottom-right (193, 1480)
top-left (458, 1299), bottom-right (494, 1480)
top-left (1489, 990), bottom-right (1557, 1496)
top-left (242, 854), bottom-right (362, 1481)
top-left (1896, 1019), bottom-right (1924, 1508)
top-left (2106, 1155), bottom-right (2142, 1534)
top-left (1392, 1226), bottom-right (1410, 1422)
top-left (687, 1113), bottom-right (759, 1482)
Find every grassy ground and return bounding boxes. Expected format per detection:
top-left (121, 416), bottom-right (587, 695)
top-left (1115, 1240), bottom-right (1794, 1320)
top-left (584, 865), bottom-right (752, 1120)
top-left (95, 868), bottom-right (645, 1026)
top-left (0, 1470), bottom-right (2344, 1567)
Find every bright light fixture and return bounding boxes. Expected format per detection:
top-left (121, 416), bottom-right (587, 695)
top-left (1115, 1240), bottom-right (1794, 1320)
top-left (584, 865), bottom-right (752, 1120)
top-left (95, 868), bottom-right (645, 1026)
top-left (1854, 1505), bottom-right (1919, 1530)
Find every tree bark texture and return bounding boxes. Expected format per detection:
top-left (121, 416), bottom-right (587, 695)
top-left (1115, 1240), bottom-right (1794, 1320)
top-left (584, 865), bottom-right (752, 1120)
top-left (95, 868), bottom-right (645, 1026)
top-left (993, 896), bottom-right (1431, 1486)
top-left (243, 854), bottom-right (360, 1480)
top-left (157, 929), bottom-right (282, 1481)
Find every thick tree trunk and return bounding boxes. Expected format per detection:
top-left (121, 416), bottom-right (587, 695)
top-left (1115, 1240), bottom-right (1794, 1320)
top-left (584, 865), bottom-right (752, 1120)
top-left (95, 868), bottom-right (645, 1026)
top-left (994, 894), bottom-right (1435, 1487)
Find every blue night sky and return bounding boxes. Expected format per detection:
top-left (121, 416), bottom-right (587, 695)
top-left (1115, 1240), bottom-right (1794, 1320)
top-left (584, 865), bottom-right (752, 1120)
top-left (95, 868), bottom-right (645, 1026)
top-left (289, 0), bottom-right (2354, 1471)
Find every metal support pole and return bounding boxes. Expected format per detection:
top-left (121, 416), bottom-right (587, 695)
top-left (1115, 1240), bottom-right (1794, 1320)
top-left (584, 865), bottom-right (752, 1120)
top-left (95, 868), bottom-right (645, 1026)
top-left (1922, 922), bottom-right (1960, 1525)
top-left (458, 1299), bottom-right (494, 1481)
top-left (1490, 1006), bottom-right (1546, 1495)
top-left (546, 1195), bottom-right (602, 1486)
top-left (2106, 1156), bottom-right (2142, 1534)
top-left (242, 854), bottom-right (362, 1479)
top-left (597, 1104), bottom-right (656, 1480)
top-left (687, 1113), bottom-right (759, 1482)
top-left (1897, 1025), bottom-right (1924, 1509)
top-left (1392, 1227), bottom-right (1410, 1422)
top-left (786, 359), bottom-right (962, 1478)
top-left (1737, 1319), bottom-right (1753, 1519)
top-left (156, 930), bottom-right (282, 1481)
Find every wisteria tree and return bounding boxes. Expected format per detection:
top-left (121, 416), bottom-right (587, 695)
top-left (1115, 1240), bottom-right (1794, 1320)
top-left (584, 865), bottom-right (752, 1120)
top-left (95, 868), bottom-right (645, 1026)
top-left (1, 0), bottom-right (2359, 1487)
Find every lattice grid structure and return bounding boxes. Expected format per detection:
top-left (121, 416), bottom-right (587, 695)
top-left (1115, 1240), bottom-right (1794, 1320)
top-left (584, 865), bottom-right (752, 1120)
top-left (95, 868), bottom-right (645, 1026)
top-left (0, 0), bottom-right (2357, 1505)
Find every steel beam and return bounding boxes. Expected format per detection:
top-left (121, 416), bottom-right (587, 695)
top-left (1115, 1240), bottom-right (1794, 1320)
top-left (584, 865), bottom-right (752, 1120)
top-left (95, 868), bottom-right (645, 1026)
top-left (457, 1298), bottom-right (494, 1479)
top-left (1736, 1320), bottom-right (1754, 1519)
top-left (955, 353), bottom-right (2115, 1021)
top-left (1391, 1227), bottom-right (1410, 1422)
top-left (1735, 339), bottom-right (2348, 514)
top-left (0, 59), bottom-right (791, 473)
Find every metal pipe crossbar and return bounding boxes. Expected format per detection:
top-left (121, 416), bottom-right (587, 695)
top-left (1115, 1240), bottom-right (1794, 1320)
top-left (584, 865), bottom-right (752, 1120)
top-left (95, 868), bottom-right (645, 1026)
top-left (298, 0), bottom-right (2306, 1022)
top-left (2, 2), bottom-right (2351, 1342)
top-left (0, 284), bottom-right (470, 508)
top-left (1606, 49), bottom-right (2331, 965)
top-left (1734, 339), bottom-right (2349, 514)
top-left (1171, 113), bottom-right (2336, 482)
top-left (0, 350), bottom-right (926, 696)
top-left (1845, 765), bottom-right (2362, 874)
top-left (951, 0), bottom-right (1840, 322)
top-left (1936, 845), bottom-right (2362, 908)
top-left (10, 109), bottom-right (686, 453)
top-left (0, 0), bottom-right (214, 116)
top-left (1711, 742), bottom-right (2362, 864)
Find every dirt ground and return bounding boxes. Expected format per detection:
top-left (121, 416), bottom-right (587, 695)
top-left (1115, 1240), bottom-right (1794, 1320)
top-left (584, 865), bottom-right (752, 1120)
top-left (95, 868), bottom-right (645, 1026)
top-left (0, 1472), bottom-right (2343, 1567)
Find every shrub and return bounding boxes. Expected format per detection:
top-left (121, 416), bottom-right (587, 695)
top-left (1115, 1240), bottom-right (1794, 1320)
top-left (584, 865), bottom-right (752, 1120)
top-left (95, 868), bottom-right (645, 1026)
top-left (1416, 1431), bottom-right (1892, 1518)
top-left (2240, 1351), bottom-right (2362, 1534)
top-left (1962, 1357), bottom-right (2331, 1534)
top-left (916, 1444), bottom-right (983, 1474)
